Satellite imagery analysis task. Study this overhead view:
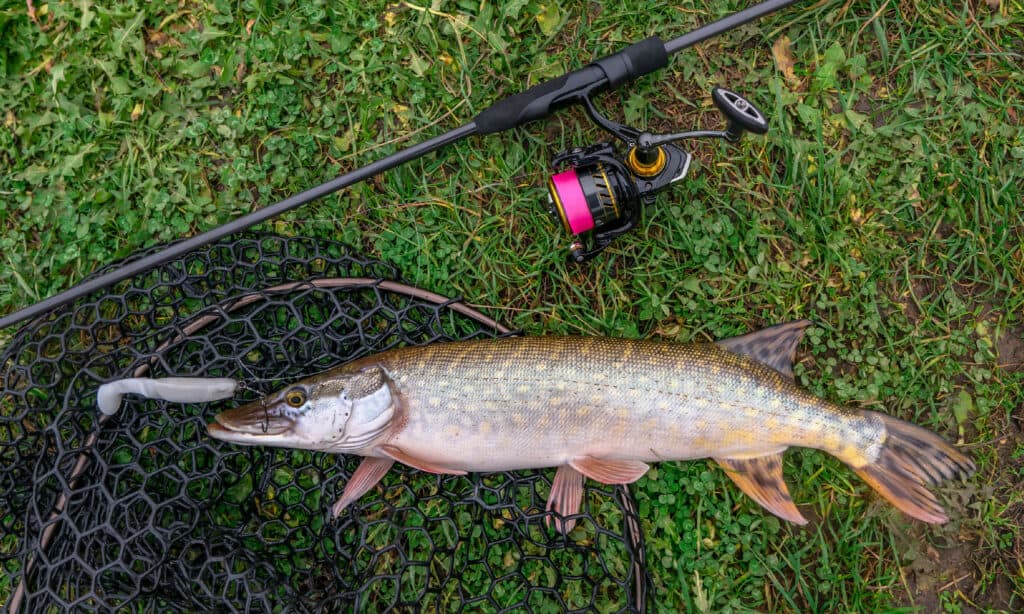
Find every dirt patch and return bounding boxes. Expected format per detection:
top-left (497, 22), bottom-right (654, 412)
top-left (895, 426), bottom-right (1023, 610)
top-left (997, 324), bottom-right (1024, 372)
top-left (902, 543), bottom-right (972, 613)
top-left (900, 543), bottom-right (1018, 612)
top-left (886, 270), bottom-right (936, 328)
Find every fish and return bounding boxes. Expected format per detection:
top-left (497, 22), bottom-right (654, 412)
top-left (206, 321), bottom-right (975, 531)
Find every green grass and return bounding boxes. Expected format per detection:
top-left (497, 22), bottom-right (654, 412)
top-left (1, 0), bottom-right (1022, 611)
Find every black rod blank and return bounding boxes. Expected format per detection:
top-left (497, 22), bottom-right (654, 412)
top-left (663, 0), bottom-right (801, 55)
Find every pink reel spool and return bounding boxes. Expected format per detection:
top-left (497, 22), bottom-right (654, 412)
top-left (548, 169), bottom-right (594, 234)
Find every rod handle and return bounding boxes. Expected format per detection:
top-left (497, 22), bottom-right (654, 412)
top-left (474, 37), bottom-right (667, 135)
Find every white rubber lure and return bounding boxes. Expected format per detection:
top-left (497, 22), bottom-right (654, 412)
top-left (97, 377), bottom-right (238, 416)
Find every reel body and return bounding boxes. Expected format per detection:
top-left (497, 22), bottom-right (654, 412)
top-left (548, 143), bottom-right (691, 263)
top-left (545, 86), bottom-right (767, 262)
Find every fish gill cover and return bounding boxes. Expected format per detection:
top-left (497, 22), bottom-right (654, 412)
top-left (0, 234), bottom-right (647, 612)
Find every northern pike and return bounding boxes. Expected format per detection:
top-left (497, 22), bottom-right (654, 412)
top-left (207, 321), bottom-right (974, 530)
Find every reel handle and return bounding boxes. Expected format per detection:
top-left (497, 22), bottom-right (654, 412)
top-left (711, 86), bottom-right (769, 141)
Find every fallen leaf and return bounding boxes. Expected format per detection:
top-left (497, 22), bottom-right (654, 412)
top-left (536, 4), bottom-right (563, 37)
top-left (131, 102), bottom-right (144, 121)
top-left (952, 390), bottom-right (973, 427)
top-left (907, 183), bottom-right (921, 209)
top-left (408, 52), bottom-right (428, 77)
top-left (392, 103), bottom-right (412, 128)
top-left (27, 0), bottom-right (39, 25)
top-left (772, 35), bottom-right (799, 88)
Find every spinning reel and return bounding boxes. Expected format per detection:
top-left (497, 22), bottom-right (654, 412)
top-left (546, 87), bottom-right (769, 262)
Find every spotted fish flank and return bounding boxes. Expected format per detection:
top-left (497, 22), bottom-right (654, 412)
top-left (207, 322), bottom-right (975, 532)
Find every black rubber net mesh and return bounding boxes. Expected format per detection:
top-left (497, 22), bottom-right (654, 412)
top-left (0, 234), bottom-right (648, 612)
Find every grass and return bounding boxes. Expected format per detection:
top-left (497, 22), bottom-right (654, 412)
top-left (1, 0), bottom-right (1022, 610)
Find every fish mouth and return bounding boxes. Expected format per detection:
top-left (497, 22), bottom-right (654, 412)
top-left (206, 400), bottom-right (293, 441)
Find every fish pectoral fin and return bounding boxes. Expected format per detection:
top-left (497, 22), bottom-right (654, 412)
top-left (379, 444), bottom-right (468, 476)
top-left (546, 465), bottom-right (584, 534)
top-left (569, 456), bottom-right (650, 484)
top-left (715, 452), bottom-right (808, 525)
top-left (716, 319), bottom-right (812, 380)
top-left (332, 457), bottom-right (394, 519)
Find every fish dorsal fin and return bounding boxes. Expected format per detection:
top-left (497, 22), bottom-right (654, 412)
top-left (715, 320), bottom-right (812, 380)
top-left (715, 452), bottom-right (807, 525)
top-left (546, 465), bottom-right (585, 534)
top-left (569, 456), bottom-right (650, 484)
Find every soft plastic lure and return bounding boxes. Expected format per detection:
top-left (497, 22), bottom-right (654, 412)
top-left (97, 377), bottom-right (238, 415)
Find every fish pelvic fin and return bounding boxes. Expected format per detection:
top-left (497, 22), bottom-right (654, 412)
top-left (546, 465), bottom-right (585, 534)
top-left (852, 411), bottom-right (976, 524)
top-left (715, 451), bottom-right (807, 525)
top-left (716, 319), bottom-right (812, 380)
top-left (331, 457), bottom-right (394, 519)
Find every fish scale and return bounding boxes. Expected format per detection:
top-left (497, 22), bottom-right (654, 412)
top-left (208, 321), bottom-right (975, 528)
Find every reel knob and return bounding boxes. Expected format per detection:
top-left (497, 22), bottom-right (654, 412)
top-left (711, 86), bottom-right (768, 140)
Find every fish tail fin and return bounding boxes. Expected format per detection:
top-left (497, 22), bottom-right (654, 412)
top-left (852, 411), bottom-right (975, 524)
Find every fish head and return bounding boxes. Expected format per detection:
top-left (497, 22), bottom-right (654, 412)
top-left (207, 365), bottom-right (398, 453)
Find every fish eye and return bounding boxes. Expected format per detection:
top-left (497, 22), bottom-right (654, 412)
top-left (284, 388), bottom-right (306, 408)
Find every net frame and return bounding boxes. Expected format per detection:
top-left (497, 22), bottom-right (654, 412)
top-left (1, 234), bottom-right (648, 612)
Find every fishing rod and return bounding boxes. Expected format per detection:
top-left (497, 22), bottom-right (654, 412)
top-left (0, 0), bottom-right (802, 330)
